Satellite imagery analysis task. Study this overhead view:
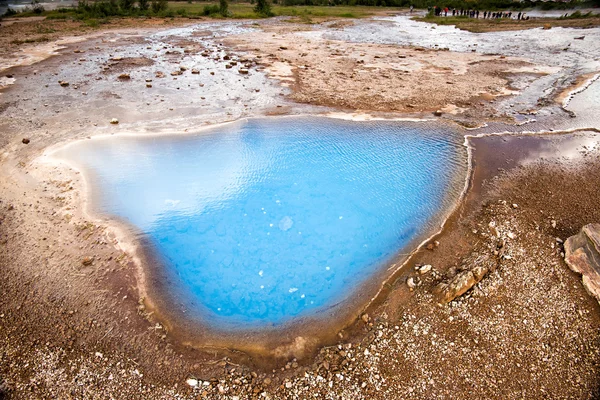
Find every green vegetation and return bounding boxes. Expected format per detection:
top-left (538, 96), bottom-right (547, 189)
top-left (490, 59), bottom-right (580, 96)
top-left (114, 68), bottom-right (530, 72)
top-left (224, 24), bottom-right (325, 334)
top-left (219, 0), bottom-right (229, 15)
top-left (254, 0), bottom-right (273, 16)
top-left (2, 7), bottom-right (18, 17)
top-left (1, 0), bottom-right (384, 20)
top-left (171, 0), bottom-right (596, 10)
top-left (416, 11), bottom-right (600, 33)
top-left (2, 0), bottom-right (597, 22)
top-left (172, 3), bottom-right (386, 18)
top-left (152, 0), bottom-right (169, 13)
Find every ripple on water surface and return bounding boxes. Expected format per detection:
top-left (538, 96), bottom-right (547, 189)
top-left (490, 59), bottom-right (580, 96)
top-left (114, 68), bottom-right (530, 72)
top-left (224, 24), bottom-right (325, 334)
top-left (58, 117), bottom-right (466, 329)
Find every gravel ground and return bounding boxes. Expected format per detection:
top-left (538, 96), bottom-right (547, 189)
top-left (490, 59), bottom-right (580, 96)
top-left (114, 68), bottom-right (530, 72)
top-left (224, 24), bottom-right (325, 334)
top-left (1, 15), bottom-right (599, 400)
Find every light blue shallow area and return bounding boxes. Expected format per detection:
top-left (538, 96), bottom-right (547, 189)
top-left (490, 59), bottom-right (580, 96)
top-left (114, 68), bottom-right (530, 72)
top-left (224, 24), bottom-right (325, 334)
top-left (63, 117), bottom-right (465, 328)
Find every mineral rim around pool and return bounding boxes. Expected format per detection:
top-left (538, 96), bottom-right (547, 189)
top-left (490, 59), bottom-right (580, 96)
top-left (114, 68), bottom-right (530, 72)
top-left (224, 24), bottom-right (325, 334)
top-left (53, 117), bottom-right (467, 330)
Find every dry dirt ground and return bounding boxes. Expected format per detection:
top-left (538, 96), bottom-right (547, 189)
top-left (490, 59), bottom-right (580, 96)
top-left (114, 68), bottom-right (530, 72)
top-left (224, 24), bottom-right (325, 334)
top-left (0, 15), bottom-right (599, 400)
top-left (226, 23), bottom-right (529, 118)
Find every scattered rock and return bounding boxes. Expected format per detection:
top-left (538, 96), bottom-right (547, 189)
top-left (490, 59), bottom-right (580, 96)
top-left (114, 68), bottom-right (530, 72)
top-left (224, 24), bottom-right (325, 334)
top-left (110, 118), bottom-right (119, 125)
top-left (433, 110), bottom-right (443, 117)
top-left (81, 257), bottom-right (94, 266)
top-left (434, 261), bottom-right (489, 303)
top-left (419, 264), bottom-right (432, 275)
top-left (239, 69), bottom-right (249, 75)
top-left (564, 224), bottom-right (600, 303)
top-left (22, 138), bottom-right (30, 144)
top-left (170, 70), bottom-right (183, 76)
top-left (118, 73), bottom-right (131, 80)
top-left (58, 81), bottom-right (69, 87)
top-left (186, 378), bottom-right (199, 387)
top-left (155, 71), bottom-right (166, 78)
top-left (407, 277), bottom-right (417, 290)
top-left (191, 69), bottom-right (200, 74)
top-left (146, 84), bottom-right (152, 88)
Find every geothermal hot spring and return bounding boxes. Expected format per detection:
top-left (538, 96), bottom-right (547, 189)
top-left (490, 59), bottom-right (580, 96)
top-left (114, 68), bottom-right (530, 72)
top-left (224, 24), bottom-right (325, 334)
top-left (56, 117), bottom-right (467, 330)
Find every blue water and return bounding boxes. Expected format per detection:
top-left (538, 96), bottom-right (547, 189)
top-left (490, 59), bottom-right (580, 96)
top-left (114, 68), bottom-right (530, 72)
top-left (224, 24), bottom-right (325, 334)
top-left (60, 117), bottom-right (465, 328)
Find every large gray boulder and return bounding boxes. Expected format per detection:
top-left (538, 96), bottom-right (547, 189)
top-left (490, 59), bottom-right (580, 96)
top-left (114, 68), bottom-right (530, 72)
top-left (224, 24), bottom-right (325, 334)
top-left (564, 223), bottom-right (600, 303)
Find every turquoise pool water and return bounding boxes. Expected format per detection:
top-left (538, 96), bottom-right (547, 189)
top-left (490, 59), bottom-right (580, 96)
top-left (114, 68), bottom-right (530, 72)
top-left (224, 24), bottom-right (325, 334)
top-left (60, 117), bottom-right (465, 328)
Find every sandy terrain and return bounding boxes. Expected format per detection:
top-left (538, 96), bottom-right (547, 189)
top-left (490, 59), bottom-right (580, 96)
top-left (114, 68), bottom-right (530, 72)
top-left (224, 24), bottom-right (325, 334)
top-left (226, 22), bottom-right (530, 118)
top-left (1, 13), bottom-right (600, 399)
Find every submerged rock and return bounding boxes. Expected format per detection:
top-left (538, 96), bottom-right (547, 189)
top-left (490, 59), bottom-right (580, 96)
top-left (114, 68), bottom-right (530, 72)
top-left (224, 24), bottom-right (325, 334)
top-left (564, 224), bottom-right (600, 303)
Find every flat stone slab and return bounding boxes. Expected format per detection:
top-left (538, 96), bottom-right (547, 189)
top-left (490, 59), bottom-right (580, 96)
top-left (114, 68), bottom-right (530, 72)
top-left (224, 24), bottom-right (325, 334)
top-left (564, 223), bottom-right (600, 303)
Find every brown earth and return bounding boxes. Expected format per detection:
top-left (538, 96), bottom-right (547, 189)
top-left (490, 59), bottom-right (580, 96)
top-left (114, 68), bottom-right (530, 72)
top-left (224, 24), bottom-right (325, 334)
top-left (0, 15), bottom-right (599, 400)
top-left (226, 23), bottom-right (533, 118)
top-left (0, 17), bottom-right (194, 61)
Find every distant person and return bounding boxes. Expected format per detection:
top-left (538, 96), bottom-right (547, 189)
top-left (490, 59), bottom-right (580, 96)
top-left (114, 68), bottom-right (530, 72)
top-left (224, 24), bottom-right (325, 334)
top-left (452, 9), bottom-right (455, 16)
top-left (483, 11), bottom-right (487, 18)
top-left (508, 11), bottom-right (512, 18)
top-left (476, 10), bottom-right (479, 18)
top-left (444, 7), bottom-right (448, 16)
top-left (460, 8), bottom-right (463, 16)
top-left (517, 11), bottom-right (521, 20)
top-left (410, 5), bottom-right (414, 13)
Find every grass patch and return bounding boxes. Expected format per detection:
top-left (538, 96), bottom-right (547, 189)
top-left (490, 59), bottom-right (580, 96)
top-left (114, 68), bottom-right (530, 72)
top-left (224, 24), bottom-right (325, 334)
top-left (414, 14), bottom-right (600, 33)
top-left (3, 1), bottom-right (391, 22)
top-left (164, 3), bottom-right (388, 19)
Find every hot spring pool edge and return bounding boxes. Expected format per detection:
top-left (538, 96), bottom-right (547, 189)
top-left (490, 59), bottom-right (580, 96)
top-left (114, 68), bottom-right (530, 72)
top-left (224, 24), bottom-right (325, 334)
top-left (40, 114), bottom-right (472, 362)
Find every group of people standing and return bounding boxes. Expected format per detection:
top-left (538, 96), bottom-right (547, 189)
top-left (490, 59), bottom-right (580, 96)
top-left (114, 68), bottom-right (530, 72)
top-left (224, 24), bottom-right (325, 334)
top-left (429, 6), bottom-right (530, 20)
